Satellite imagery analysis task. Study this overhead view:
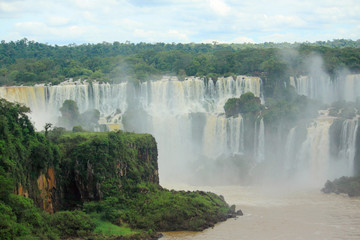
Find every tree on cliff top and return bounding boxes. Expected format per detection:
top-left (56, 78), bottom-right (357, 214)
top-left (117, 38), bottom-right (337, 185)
top-left (58, 100), bottom-right (100, 131)
top-left (59, 99), bottom-right (80, 129)
top-left (224, 92), bottom-right (263, 117)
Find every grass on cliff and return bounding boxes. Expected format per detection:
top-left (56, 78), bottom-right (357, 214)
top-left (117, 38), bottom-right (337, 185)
top-left (93, 217), bottom-right (138, 236)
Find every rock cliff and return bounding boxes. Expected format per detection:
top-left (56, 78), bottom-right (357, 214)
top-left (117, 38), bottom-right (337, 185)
top-left (19, 131), bottom-right (159, 212)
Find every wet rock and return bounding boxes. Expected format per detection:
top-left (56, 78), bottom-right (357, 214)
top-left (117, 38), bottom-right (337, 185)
top-left (236, 209), bottom-right (244, 216)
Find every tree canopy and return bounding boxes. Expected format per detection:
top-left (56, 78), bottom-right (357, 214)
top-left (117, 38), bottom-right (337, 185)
top-left (1, 39), bottom-right (360, 99)
top-left (224, 92), bottom-right (263, 117)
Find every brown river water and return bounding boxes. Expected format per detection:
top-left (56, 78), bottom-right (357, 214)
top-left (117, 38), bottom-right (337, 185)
top-left (161, 184), bottom-right (360, 240)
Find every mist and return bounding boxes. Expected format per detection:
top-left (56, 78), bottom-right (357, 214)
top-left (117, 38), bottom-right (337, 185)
top-left (0, 70), bottom-right (359, 189)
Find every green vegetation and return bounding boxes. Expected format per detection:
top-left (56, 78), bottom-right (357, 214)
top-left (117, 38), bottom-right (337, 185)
top-left (262, 93), bottom-right (322, 128)
top-left (0, 98), bottom-right (59, 190)
top-left (84, 182), bottom-right (231, 232)
top-left (50, 210), bottom-right (96, 238)
top-left (93, 218), bottom-right (137, 236)
top-left (0, 98), bottom-right (93, 239)
top-left (0, 98), bottom-right (234, 239)
top-left (0, 191), bottom-right (58, 240)
top-left (224, 92), bottom-right (263, 117)
top-left (322, 176), bottom-right (360, 197)
top-left (1, 39), bottom-right (360, 99)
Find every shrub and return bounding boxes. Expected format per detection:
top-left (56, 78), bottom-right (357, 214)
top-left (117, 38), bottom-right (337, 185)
top-left (50, 210), bottom-right (95, 238)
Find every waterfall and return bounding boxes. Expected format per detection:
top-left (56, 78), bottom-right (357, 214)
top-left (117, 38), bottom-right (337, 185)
top-left (0, 81), bottom-right (129, 128)
top-left (283, 127), bottom-right (297, 175)
top-left (342, 74), bottom-right (360, 102)
top-left (290, 74), bottom-right (360, 104)
top-left (254, 118), bottom-right (264, 163)
top-left (0, 76), bottom-right (263, 182)
top-left (290, 75), bottom-right (335, 104)
top-left (0, 86), bottom-right (47, 112)
top-left (2, 75), bottom-right (360, 184)
top-left (281, 111), bottom-right (360, 184)
top-left (202, 114), bottom-right (244, 158)
top-left (2, 74), bottom-right (360, 184)
top-left (336, 118), bottom-right (359, 176)
top-left (297, 117), bottom-right (334, 185)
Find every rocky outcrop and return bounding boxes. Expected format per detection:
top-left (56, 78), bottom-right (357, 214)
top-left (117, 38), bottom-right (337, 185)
top-left (36, 168), bottom-right (57, 213)
top-left (14, 131), bottom-right (159, 213)
top-left (322, 176), bottom-right (360, 197)
top-left (54, 131), bottom-right (159, 211)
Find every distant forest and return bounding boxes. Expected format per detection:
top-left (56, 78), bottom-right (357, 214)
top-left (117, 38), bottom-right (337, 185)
top-left (1, 38), bottom-right (360, 96)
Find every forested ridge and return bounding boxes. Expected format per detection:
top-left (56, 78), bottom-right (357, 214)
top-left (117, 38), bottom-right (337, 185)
top-left (1, 39), bottom-right (360, 95)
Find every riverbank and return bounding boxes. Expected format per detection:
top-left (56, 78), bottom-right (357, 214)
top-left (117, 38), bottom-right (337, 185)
top-left (161, 184), bottom-right (360, 240)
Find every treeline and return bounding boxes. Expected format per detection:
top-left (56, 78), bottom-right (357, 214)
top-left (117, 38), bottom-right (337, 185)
top-left (0, 39), bottom-right (360, 92)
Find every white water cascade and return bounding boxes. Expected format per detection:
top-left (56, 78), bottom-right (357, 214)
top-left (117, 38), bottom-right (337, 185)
top-left (334, 118), bottom-right (359, 177)
top-left (290, 74), bottom-right (360, 104)
top-left (0, 81), bottom-right (128, 128)
top-left (254, 118), bottom-right (265, 163)
top-left (0, 76), bottom-right (263, 182)
top-left (282, 109), bottom-right (359, 185)
top-left (297, 117), bottom-right (334, 185)
top-left (283, 126), bottom-right (297, 175)
top-left (288, 73), bottom-right (360, 183)
top-left (289, 75), bottom-right (336, 104)
top-left (2, 75), bottom-right (358, 184)
top-left (342, 74), bottom-right (360, 102)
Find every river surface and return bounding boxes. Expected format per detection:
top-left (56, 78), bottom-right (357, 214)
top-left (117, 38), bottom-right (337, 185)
top-left (161, 184), bottom-right (360, 240)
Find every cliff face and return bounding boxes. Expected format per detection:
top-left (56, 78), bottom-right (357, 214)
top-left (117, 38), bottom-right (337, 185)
top-left (36, 168), bottom-right (57, 213)
top-left (15, 131), bottom-right (159, 212)
top-left (56, 131), bottom-right (159, 211)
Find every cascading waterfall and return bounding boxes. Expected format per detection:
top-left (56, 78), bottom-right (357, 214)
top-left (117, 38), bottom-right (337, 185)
top-left (136, 76), bottom-right (254, 180)
top-left (0, 75), bottom-right (262, 182)
top-left (0, 81), bottom-right (129, 128)
top-left (202, 114), bottom-right (244, 158)
top-left (342, 74), bottom-right (360, 102)
top-left (296, 117), bottom-right (334, 185)
top-left (335, 118), bottom-right (359, 177)
top-left (290, 75), bottom-right (336, 104)
top-left (283, 126), bottom-right (297, 175)
top-left (286, 73), bottom-right (360, 183)
top-left (2, 74), bottom-right (358, 184)
top-left (282, 110), bottom-right (359, 184)
top-left (254, 118), bottom-right (264, 163)
top-left (290, 74), bottom-right (360, 103)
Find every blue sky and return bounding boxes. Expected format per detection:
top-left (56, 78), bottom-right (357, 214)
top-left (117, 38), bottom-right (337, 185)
top-left (0, 0), bottom-right (359, 45)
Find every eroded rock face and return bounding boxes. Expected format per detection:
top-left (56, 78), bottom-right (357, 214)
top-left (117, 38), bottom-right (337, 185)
top-left (15, 184), bottom-right (29, 198)
top-left (15, 132), bottom-right (159, 213)
top-left (46, 132), bottom-right (158, 212)
top-left (15, 168), bottom-right (58, 213)
top-left (37, 168), bottom-right (57, 213)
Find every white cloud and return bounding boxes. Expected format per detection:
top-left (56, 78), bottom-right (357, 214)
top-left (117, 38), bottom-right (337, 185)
top-left (0, 0), bottom-right (359, 44)
top-left (209, 0), bottom-right (231, 16)
top-left (0, 1), bottom-right (19, 12)
top-left (15, 22), bottom-right (48, 35)
top-left (47, 16), bottom-right (70, 26)
top-left (167, 30), bottom-right (189, 42)
top-left (133, 28), bottom-right (190, 42)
